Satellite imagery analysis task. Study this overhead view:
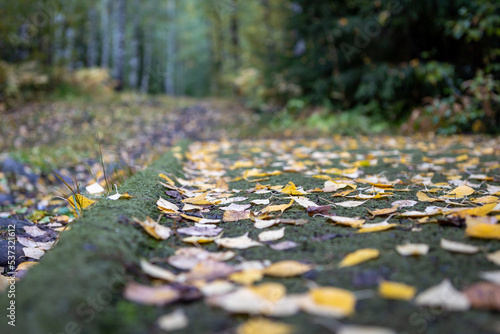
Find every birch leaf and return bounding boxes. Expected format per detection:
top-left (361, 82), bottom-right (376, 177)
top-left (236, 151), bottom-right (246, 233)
top-left (339, 249), bottom-right (379, 267)
top-left (396, 243), bottom-right (429, 256)
top-left (378, 281), bottom-right (416, 300)
top-left (215, 233), bottom-right (263, 249)
top-left (309, 287), bottom-right (356, 316)
top-left (258, 227), bottom-right (285, 242)
top-left (123, 282), bottom-right (180, 306)
top-left (465, 223), bottom-right (500, 240)
top-left (440, 238), bottom-right (479, 254)
top-left (157, 197), bottom-right (180, 213)
top-left (487, 250), bottom-right (500, 266)
top-left (140, 259), bottom-right (176, 282)
top-left (263, 260), bottom-right (312, 277)
top-left (262, 199), bottom-right (294, 213)
top-left (237, 318), bottom-right (293, 334)
top-left (157, 309), bottom-right (188, 332)
top-left (415, 279), bottom-right (470, 311)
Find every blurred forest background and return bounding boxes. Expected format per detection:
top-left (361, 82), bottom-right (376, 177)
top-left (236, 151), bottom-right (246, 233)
top-left (1, 0), bottom-right (499, 134)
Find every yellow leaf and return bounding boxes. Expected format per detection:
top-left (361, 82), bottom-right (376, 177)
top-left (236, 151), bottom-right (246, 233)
top-left (263, 260), bottom-right (312, 277)
top-left (67, 194), bottom-right (95, 210)
top-left (157, 197), bottom-right (180, 214)
top-left (237, 318), bottom-right (293, 334)
top-left (133, 217), bottom-right (172, 240)
top-left (229, 269), bottom-right (264, 285)
top-left (416, 191), bottom-right (441, 202)
top-left (310, 287), bottom-right (356, 316)
top-left (357, 222), bottom-right (396, 233)
top-left (471, 196), bottom-right (499, 204)
top-left (159, 173), bottom-right (176, 186)
top-left (454, 203), bottom-right (497, 217)
top-left (487, 250), bottom-right (500, 266)
top-left (250, 282), bottom-right (287, 302)
top-left (339, 249), bottom-right (379, 267)
top-left (465, 223), bottom-right (500, 240)
top-left (368, 206), bottom-right (399, 216)
top-left (378, 281), bottom-right (416, 300)
top-left (262, 199), bottom-right (294, 213)
top-left (182, 232), bottom-right (222, 244)
top-left (180, 214), bottom-right (202, 222)
top-left (281, 181), bottom-right (307, 195)
top-left (444, 185), bottom-right (474, 198)
top-left (396, 243), bottom-right (429, 256)
top-left (182, 192), bottom-right (212, 205)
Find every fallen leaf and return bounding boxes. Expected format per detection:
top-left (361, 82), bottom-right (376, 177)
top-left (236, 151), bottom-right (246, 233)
top-left (237, 318), bottom-right (293, 334)
top-left (229, 269), bottom-right (264, 285)
top-left (339, 249), bottom-right (379, 267)
top-left (220, 203), bottom-right (251, 211)
top-left (177, 225), bottom-right (223, 237)
top-left (415, 279), bottom-right (470, 311)
top-left (157, 197), bottom-right (180, 213)
top-left (182, 192), bottom-right (213, 205)
top-left (263, 260), bottom-right (312, 277)
top-left (250, 282), bottom-right (287, 302)
top-left (465, 223), bottom-right (500, 240)
top-left (444, 185), bottom-right (474, 199)
top-left (306, 205), bottom-right (332, 215)
top-left (85, 182), bottom-right (105, 194)
top-left (378, 281), bottom-right (416, 300)
top-left (258, 227), bottom-right (285, 242)
top-left (336, 200), bottom-right (367, 208)
top-left (487, 250), bottom-right (500, 266)
top-left (471, 196), bottom-right (499, 204)
top-left (440, 238), bottom-right (479, 254)
top-left (391, 200), bottom-right (417, 208)
top-left (357, 222), bottom-right (396, 233)
top-left (416, 191), bottom-right (441, 202)
top-left (215, 233), bottom-right (263, 249)
top-left (182, 233), bottom-right (222, 244)
top-left (67, 194), bottom-right (95, 210)
top-left (270, 240), bottom-right (298, 251)
top-left (337, 325), bottom-right (396, 334)
top-left (479, 271), bottom-right (500, 285)
top-left (325, 215), bottom-right (365, 228)
top-left (157, 309), bottom-right (188, 332)
top-left (183, 260), bottom-right (235, 282)
top-left (309, 287), bottom-right (356, 316)
top-left (251, 199), bottom-right (270, 205)
top-left (140, 259), bottom-right (176, 282)
top-left (396, 243), bottom-right (429, 256)
top-left (463, 282), bottom-right (500, 311)
top-left (281, 181), bottom-right (308, 195)
top-left (292, 196), bottom-right (318, 208)
top-left (133, 216), bottom-right (171, 240)
top-left (368, 206), bottom-right (399, 216)
top-left (223, 210), bottom-right (251, 222)
top-left (123, 282), bottom-right (180, 306)
top-left (23, 225), bottom-right (46, 237)
top-left (22, 247), bottom-right (44, 260)
top-left (262, 199), bottom-right (294, 213)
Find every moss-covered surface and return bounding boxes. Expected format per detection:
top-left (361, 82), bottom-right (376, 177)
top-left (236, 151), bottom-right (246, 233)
top-left (1, 137), bottom-right (500, 334)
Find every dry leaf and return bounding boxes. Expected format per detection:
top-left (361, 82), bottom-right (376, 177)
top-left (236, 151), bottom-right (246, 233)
top-left (379, 281), bottom-right (416, 300)
top-left (415, 279), bottom-right (470, 311)
top-left (183, 260), bottom-right (235, 282)
top-left (281, 181), bottom-right (308, 195)
top-left (444, 185), bottom-right (474, 198)
top-left (293, 196), bottom-right (318, 208)
top-left (309, 287), bottom-right (356, 316)
top-left (396, 243), bottom-right (429, 256)
top-left (258, 227), bottom-right (285, 242)
top-left (123, 282), bottom-right (180, 306)
top-left (337, 326), bottom-right (396, 334)
top-left (85, 182), bottom-right (105, 195)
top-left (157, 309), bottom-right (188, 331)
top-left (262, 199), bottom-right (294, 213)
top-left (215, 233), bottom-right (263, 249)
top-left (67, 194), bottom-right (95, 210)
top-left (487, 250), bottom-right (500, 266)
top-left (465, 223), bottom-right (500, 240)
top-left (23, 225), bottom-right (46, 237)
top-left (270, 241), bottom-right (298, 251)
top-left (463, 282), bottom-right (500, 311)
top-left (416, 191), bottom-right (441, 202)
top-left (440, 238), bottom-right (479, 254)
top-left (22, 247), bottom-right (44, 260)
top-left (223, 210), bottom-right (251, 222)
top-left (220, 203), bottom-right (251, 211)
top-left (251, 199), bottom-right (270, 205)
top-left (229, 269), bottom-right (264, 285)
top-left (263, 260), bottom-right (312, 277)
top-left (357, 222), bottom-right (396, 233)
top-left (368, 206), bottom-right (399, 216)
top-left (182, 233), bottom-right (222, 244)
top-left (479, 271), bottom-right (500, 285)
top-left (339, 249), bottom-right (379, 267)
top-left (336, 200), bottom-right (367, 208)
top-left (133, 216), bottom-right (171, 240)
top-left (237, 318), bottom-right (293, 334)
top-left (391, 200), bottom-right (417, 208)
top-left (157, 197), bottom-right (180, 213)
top-left (325, 215), bottom-right (365, 228)
top-left (250, 282), bottom-right (287, 302)
top-left (177, 225), bottom-right (223, 237)
top-left (140, 259), bottom-right (176, 282)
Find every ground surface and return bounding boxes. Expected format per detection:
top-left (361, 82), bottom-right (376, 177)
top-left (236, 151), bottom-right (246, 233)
top-left (1, 96), bottom-right (500, 334)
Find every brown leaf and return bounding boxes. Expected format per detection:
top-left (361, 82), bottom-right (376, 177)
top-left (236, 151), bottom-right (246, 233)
top-left (463, 282), bottom-right (500, 311)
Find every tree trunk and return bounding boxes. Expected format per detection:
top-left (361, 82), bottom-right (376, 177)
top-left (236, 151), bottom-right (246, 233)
top-left (128, 0), bottom-right (140, 89)
top-left (112, 0), bottom-right (126, 90)
top-left (229, 0), bottom-right (240, 70)
top-left (87, 8), bottom-right (97, 67)
top-left (140, 37), bottom-right (152, 93)
top-left (100, 0), bottom-right (110, 68)
top-left (165, 0), bottom-right (176, 95)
